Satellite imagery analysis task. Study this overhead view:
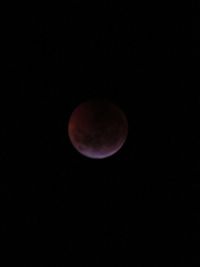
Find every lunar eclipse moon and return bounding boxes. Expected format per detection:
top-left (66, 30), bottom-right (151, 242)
top-left (68, 100), bottom-right (128, 159)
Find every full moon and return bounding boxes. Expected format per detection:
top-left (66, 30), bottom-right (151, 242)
top-left (68, 99), bottom-right (128, 159)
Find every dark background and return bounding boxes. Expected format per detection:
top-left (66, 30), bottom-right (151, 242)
top-left (2, 2), bottom-right (200, 266)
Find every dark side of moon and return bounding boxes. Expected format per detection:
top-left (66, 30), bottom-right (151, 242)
top-left (68, 100), bottom-right (128, 159)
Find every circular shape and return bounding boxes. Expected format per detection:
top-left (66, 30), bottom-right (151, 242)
top-left (68, 99), bottom-right (128, 159)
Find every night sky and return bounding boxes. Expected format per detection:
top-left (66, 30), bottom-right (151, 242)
top-left (3, 2), bottom-right (200, 266)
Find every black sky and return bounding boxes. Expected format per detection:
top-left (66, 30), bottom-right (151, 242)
top-left (2, 2), bottom-right (200, 266)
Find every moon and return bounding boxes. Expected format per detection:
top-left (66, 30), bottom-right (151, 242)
top-left (68, 99), bottom-right (128, 159)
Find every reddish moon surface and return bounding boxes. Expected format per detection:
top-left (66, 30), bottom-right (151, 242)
top-left (68, 100), bottom-right (128, 159)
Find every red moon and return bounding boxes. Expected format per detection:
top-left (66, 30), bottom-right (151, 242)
top-left (68, 100), bottom-right (128, 159)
